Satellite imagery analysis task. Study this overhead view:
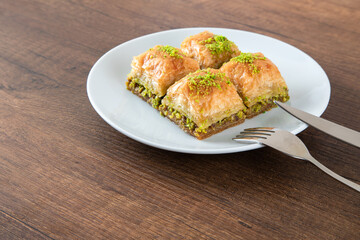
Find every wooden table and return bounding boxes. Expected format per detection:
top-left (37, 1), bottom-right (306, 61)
top-left (1, 0), bottom-right (359, 239)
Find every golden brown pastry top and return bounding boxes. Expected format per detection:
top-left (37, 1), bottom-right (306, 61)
top-left (127, 45), bottom-right (200, 96)
top-left (181, 31), bottom-right (240, 69)
top-left (220, 52), bottom-right (288, 107)
top-left (162, 69), bottom-right (246, 128)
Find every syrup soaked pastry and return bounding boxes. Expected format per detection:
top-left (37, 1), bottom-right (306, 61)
top-left (160, 69), bottom-right (246, 140)
top-left (126, 45), bottom-right (200, 108)
top-left (220, 52), bottom-right (289, 118)
top-left (181, 31), bottom-right (240, 69)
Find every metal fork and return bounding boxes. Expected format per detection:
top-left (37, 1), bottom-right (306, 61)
top-left (233, 127), bottom-right (360, 192)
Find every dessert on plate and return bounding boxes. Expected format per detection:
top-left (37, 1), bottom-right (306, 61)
top-left (159, 69), bottom-right (246, 139)
top-left (220, 52), bottom-right (289, 118)
top-left (181, 31), bottom-right (240, 69)
top-left (126, 45), bottom-right (200, 108)
top-left (125, 33), bottom-right (290, 140)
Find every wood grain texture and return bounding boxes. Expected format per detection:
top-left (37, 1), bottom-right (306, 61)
top-left (0, 0), bottom-right (359, 239)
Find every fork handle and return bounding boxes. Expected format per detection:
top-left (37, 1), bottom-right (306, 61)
top-left (306, 155), bottom-right (360, 192)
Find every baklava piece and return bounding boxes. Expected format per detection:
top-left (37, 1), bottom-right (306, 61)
top-left (220, 52), bottom-right (289, 118)
top-left (160, 69), bottom-right (246, 140)
top-left (126, 45), bottom-right (200, 109)
top-left (181, 31), bottom-right (240, 69)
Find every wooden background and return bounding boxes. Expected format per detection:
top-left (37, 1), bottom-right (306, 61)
top-left (1, 0), bottom-right (359, 239)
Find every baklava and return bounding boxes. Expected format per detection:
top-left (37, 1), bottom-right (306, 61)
top-left (126, 45), bottom-right (200, 108)
top-left (181, 31), bottom-right (240, 69)
top-left (160, 69), bottom-right (246, 140)
top-left (220, 52), bottom-right (289, 118)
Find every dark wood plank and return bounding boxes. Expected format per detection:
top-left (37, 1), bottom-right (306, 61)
top-left (0, 210), bottom-right (52, 240)
top-left (0, 0), bottom-right (359, 239)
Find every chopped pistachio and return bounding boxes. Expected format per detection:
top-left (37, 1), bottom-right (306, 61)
top-left (231, 52), bottom-right (266, 74)
top-left (141, 90), bottom-right (147, 97)
top-left (187, 69), bottom-right (227, 96)
top-left (237, 111), bottom-right (244, 119)
top-left (158, 45), bottom-right (183, 58)
top-left (200, 35), bottom-right (235, 55)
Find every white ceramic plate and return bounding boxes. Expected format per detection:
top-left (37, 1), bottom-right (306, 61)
top-left (87, 27), bottom-right (330, 154)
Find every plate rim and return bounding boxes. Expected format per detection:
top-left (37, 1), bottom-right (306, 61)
top-left (87, 27), bottom-right (331, 154)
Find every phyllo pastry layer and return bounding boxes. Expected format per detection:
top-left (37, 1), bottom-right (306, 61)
top-left (160, 69), bottom-right (246, 140)
top-left (126, 45), bottom-right (200, 108)
top-left (220, 52), bottom-right (289, 118)
top-left (181, 31), bottom-right (240, 69)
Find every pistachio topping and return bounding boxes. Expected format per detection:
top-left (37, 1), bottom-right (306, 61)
top-left (200, 35), bottom-right (235, 55)
top-left (231, 52), bottom-right (266, 74)
top-left (158, 45), bottom-right (183, 59)
top-left (187, 69), bottom-right (228, 96)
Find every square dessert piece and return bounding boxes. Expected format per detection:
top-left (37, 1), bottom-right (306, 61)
top-left (220, 52), bottom-right (289, 118)
top-left (160, 69), bottom-right (246, 140)
top-left (126, 45), bottom-right (200, 108)
top-left (181, 31), bottom-right (240, 69)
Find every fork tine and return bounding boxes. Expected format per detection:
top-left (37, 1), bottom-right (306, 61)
top-left (244, 127), bottom-right (275, 133)
top-left (235, 134), bottom-right (267, 139)
top-left (240, 131), bottom-right (271, 136)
